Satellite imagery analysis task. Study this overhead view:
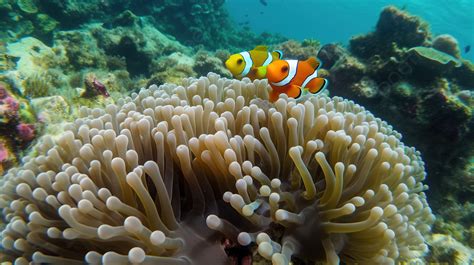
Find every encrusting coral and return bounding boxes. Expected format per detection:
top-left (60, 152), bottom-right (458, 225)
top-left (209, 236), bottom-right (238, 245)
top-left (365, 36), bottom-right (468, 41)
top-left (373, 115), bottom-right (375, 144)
top-left (0, 73), bottom-right (434, 264)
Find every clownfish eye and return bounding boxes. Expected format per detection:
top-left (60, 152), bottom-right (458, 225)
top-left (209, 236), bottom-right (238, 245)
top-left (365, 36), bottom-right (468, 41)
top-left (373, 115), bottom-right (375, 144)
top-left (237, 59), bottom-right (243, 64)
top-left (281, 66), bottom-right (289, 72)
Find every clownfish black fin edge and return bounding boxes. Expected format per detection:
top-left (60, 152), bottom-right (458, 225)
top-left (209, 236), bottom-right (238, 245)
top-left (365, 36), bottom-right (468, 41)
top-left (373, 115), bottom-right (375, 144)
top-left (273, 50), bottom-right (284, 59)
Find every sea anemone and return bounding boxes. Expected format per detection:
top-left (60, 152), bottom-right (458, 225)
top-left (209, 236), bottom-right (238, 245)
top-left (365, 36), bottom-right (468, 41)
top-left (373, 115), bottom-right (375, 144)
top-left (0, 73), bottom-right (434, 264)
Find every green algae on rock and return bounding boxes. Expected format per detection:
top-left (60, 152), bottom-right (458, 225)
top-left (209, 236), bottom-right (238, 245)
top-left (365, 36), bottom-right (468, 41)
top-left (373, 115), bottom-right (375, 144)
top-left (408, 46), bottom-right (462, 71)
top-left (36, 13), bottom-right (59, 34)
top-left (16, 0), bottom-right (38, 14)
top-left (23, 73), bottom-right (51, 98)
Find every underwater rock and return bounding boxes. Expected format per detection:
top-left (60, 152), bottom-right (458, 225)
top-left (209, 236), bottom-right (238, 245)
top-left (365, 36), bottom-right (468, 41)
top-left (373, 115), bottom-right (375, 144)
top-left (323, 9), bottom-right (474, 237)
top-left (274, 39), bottom-right (320, 60)
top-left (454, 59), bottom-right (474, 87)
top-left (54, 30), bottom-right (107, 70)
top-left (0, 73), bottom-right (435, 264)
top-left (17, 0), bottom-right (38, 14)
top-left (427, 234), bottom-right (473, 264)
top-left (328, 54), bottom-right (366, 98)
top-left (376, 6), bottom-right (430, 47)
top-left (37, 0), bottom-right (111, 27)
top-left (349, 77), bottom-right (379, 100)
top-left (214, 49), bottom-right (231, 63)
top-left (148, 52), bottom-right (196, 86)
top-left (6, 37), bottom-right (55, 77)
top-left (0, 1), bottom-right (12, 10)
top-left (36, 13), bottom-right (59, 34)
top-left (317, 43), bottom-right (346, 70)
top-left (350, 6), bottom-right (430, 59)
top-left (432, 34), bottom-right (461, 59)
top-left (91, 20), bottom-right (189, 77)
top-left (1, 17), bottom-right (189, 119)
top-left (5, 0), bottom-right (285, 52)
top-left (193, 50), bottom-right (231, 78)
top-left (432, 193), bottom-right (474, 246)
top-left (108, 10), bottom-right (139, 28)
top-left (31, 95), bottom-right (69, 125)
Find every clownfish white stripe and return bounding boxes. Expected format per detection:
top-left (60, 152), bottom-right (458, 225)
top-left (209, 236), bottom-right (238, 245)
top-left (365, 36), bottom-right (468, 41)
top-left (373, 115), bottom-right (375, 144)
top-left (301, 69), bottom-right (319, 88)
top-left (271, 60), bottom-right (298, 87)
top-left (262, 52), bottom-right (273, 66)
top-left (239, 51), bottom-right (253, 77)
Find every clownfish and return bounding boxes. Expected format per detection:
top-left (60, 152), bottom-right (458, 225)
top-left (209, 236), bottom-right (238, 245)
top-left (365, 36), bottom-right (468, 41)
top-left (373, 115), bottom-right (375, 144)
top-left (266, 57), bottom-right (328, 102)
top-left (225, 45), bottom-right (283, 80)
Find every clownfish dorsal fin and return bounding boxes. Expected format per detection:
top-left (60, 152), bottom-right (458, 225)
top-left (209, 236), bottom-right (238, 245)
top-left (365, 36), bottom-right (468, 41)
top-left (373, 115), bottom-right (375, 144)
top-left (254, 45), bottom-right (268, 52)
top-left (272, 50), bottom-right (283, 59)
top-left (305, 57), bottom-right (321, 69)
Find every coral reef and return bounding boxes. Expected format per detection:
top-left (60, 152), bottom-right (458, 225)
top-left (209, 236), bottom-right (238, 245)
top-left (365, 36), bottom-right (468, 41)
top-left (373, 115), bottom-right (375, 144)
top-left (274, 39), bottom-right (321, 60)
top-left (432, 34), bottom-right (461, 59)
top-left (22, 73), bottom-right (51, 98)
top-left (426, 234), bottom-right (473, 264)
top-left (0, 82), bottom-right (36, 173)
top-left (350, 6), bottom-right (431, 59)
top-left (17, 0), bottom-right (39, 14)
top-left (1, 1), bottom-right (285, 51)
top-left (147, 52), bottom-right (196, 86)
top-left (0, 10), bottom-right (254, 174)
top-left (321, 6), bottom-right (474, 249)
top-left (407, 46), bottom-right (461, 75)
top-left (0, 73), bottom-right (434, 264)
top-left (193, 50), bottom-right (231, 78)
top-left (317, 44), bottom-right (346, 70)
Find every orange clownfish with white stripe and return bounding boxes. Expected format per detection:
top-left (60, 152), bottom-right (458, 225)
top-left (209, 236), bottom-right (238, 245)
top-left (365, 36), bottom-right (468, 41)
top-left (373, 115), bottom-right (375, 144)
top-left (225, 45), bottom-right (283, 80)
top-left (266, 57), bottom-right (328, 102)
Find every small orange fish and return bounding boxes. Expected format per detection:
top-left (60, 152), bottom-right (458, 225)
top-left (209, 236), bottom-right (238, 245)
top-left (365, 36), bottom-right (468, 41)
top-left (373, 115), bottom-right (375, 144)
top-left (225, 45), bottom-right (283, 80)
top-left (266, 57), bottom-right (328, 102)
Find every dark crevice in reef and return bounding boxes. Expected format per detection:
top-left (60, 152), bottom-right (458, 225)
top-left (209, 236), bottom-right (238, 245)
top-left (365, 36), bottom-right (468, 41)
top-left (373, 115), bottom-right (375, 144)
top-left (105, 36), bottom-right (151, 78)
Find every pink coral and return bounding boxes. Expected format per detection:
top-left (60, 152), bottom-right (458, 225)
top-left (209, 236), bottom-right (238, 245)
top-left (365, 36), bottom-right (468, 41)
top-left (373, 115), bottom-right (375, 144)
top-left (16, 123), bottom-right (35, 142)
top-left (0, 143), bottom-right (8, 162)
top-left (0, 85), bottom-right (19, 121)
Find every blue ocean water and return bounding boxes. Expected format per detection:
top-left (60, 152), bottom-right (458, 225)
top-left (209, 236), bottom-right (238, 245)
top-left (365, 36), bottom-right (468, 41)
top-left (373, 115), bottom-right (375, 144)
top-left (226, 0), bottom-right (474, 61)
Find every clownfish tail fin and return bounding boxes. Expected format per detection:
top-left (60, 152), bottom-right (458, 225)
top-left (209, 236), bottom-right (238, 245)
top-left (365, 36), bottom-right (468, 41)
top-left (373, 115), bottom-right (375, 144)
top-left (305, 57), bottom-right (321, 70)
top-left (273, 50), bottom-right (283, 59)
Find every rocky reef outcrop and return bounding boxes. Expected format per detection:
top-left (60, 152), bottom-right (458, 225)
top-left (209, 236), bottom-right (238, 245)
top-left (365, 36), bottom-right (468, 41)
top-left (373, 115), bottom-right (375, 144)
top-left (0, 0), bottom-right (285, 51)
top-left (318, 6), bottom-right (474, 250)
top-left (0, 9), bottom-right (237, 174)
